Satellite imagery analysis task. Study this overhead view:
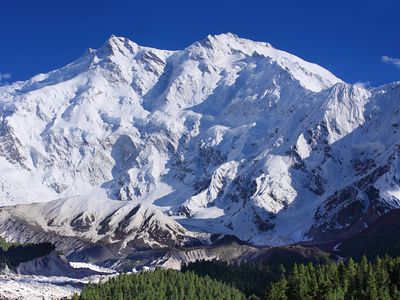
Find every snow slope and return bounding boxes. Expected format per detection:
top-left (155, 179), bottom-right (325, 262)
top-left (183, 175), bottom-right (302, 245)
top-left (0, 33), bottom-right (399, 247)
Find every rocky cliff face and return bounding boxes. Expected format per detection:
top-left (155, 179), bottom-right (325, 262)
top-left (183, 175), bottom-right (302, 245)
top-left (0, 33), bottom-right (399, 249)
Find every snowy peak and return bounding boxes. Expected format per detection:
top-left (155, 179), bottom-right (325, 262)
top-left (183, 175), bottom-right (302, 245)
top-left (197, 32), bottom-right (272, 52)
top-left (187, 32), bottom-right (342, 92)
top-left (96, 34), bottom-right (140, 59)
top-left (0, 33), bottom-right (398, 249)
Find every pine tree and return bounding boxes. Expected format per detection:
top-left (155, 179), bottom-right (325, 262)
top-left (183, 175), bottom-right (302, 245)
top-left (268, 276), bottom-right (288, 300)
top-left (365, 268), bottom-right (377, 300)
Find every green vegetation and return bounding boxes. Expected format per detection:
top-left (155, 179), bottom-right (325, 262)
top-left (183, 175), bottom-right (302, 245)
top-left (75, 269), bottom-right (246, 300)
top-left (186, 256), bottom-right (400, 299)
top-left (182, 259), bottom-right (276, 297)
top-left (0, 236), bottom-right (17, 251)
top-left (75, 255), bottom-right (400, 299)
top-left (268, 255), bottom-right (400, 299)
top-left (182, 247), bottom-right (329, 298)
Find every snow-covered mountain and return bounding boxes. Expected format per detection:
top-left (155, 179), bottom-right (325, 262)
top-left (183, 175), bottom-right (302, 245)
top-left (0, 33), bottom-right (399, 249)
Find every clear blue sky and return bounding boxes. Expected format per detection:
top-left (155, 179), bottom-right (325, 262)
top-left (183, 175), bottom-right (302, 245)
top-left (0, 0), bottom-right (399, 86)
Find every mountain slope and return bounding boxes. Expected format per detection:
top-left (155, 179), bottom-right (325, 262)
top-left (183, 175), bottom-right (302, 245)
top-left (337, 209), bottom-right (400, 259)
top-left (0, 33), bottom-right (399, 248)
top-left (0, 196), bottom-right (195, 251)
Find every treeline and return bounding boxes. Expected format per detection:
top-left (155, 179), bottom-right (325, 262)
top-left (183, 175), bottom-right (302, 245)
top-left (185, 256), bottom-right (400, 299)
top-left (75, 269), bottom-right (246, 300)
top-left (268, 256), bottom-right (400, 299)
top-left (182, 259), bottom-right (277, 297)
top-left (0, 237), bottom-right (55, 270)
top-left (182, 247), bottom-right (329, 298)
top-left (75, 256), bottom-right (400, 299)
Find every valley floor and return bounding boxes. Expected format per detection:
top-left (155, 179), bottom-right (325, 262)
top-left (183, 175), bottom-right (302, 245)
top-left (0, 274), bottom-right (80, 300)
top-left (0, 263), bottom-right (117, 300)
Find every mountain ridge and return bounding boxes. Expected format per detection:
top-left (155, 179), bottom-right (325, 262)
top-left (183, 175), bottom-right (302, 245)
top-left (0, 33), bottom-right (399, 251)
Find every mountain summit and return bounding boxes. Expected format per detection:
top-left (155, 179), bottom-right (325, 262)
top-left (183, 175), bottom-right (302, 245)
top-left (0, 34), bottom-right (399, 249)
